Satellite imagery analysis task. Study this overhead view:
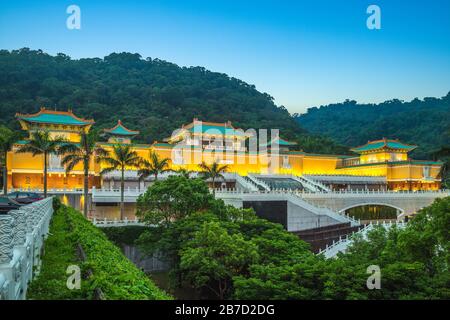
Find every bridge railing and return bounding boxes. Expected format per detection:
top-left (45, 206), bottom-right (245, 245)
top-left (89, 216), bottom-right (145, 227)
top-left (0, 197), bottom-right (53, 300)
top-left (318, 220), bottom-right (407, 259)
top-left (6, 187), bottom-right (84, 194)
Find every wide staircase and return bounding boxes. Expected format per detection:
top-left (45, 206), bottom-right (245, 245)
top-left (292, 222), bottom-right (363, 253)
top-left (245, 174), bottom-right (330, 193)
top-left (245, 175), bottom-right (271, 191)
top-left (294, 175), bottom-right (331, 192)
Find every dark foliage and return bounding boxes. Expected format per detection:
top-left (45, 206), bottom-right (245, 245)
top-left (295, 96), bottom-right (450, 159)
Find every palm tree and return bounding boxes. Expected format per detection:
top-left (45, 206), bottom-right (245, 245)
top-left (0, 126), bottom-right (21, 195)
top-left (198, 161), bottom-right (229, 195)
top-left (138, 150), bottom-right (171, 182)
top-left (58, 130), bottom-right (108, 217)
top-left (16, 130), bottom-right (66, 198)
top-left (98, 144), bottom-right (142, 220)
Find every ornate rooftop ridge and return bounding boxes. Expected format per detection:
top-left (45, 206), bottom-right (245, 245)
top-left (16, 107), bottom-right (94, 126)
top-left (351, 138), bottom-right (417, 153)
top-left (104, 120), bottom-right (140, 136)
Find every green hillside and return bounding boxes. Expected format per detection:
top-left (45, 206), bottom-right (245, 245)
top-left (295, 95), bottom-right (450, 159)
top-left (0, 48), bottom-right (347, 154)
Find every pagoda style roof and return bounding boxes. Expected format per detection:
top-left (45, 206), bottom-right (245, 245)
top-left (261, 137), bottom-right (297, 148)
top-left (351, 138), bottom-right (417, 153)
top-left (165, 118), bottom-right (252, 142)
top-left (104, 120), bottom-right (139, 136)
top-left (16, 108), bottom-right (94, 126)
top-left (184, 119), bottom-right (249, 136)
top-left (188, 123), bottom-right (246, 136)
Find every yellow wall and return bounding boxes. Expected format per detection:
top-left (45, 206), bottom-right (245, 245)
top-left (6, 128), bottom-right (442, 191)
top-left (360, 151), bottom-right (408, 164)
top-left (302, 156), bottom-right (340, 175)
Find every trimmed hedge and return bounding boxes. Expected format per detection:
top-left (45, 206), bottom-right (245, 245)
top-left (65, 206), bottom-right (172, 300)
top-left (27, 208), bottom-right (87, 300)
top-left (28, 205), bottom-right (171, 300)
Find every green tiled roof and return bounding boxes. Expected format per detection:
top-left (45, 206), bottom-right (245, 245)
top-left (152, 143), bottom-right (173, 148)
top-left (352, 139), bottom-right (417, 153)
top-left (17, 110), bottom-right (93, 126)
top-left (188, 124), bottom-right (246, 136)
top-left (338, 160), bottom-right (442, 169)
top-left (104, 120), bottom-right (139, 136)
top-left (99, 142), bottom-right (151, 149)
top-left (261, 138), bottom-right (297, 148)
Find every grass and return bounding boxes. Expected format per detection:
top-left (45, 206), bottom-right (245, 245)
top-left (27, 209), bottom-right (87, 300)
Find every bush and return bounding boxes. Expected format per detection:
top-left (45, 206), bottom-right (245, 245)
top-left (52, 196), bottom-right (62, 212)
top-left (27, 208), bottom-right (87, 299)
top-left (65, 206), bottom-right (171, 300)
top-left (29, 205), bottom-right (171, 300)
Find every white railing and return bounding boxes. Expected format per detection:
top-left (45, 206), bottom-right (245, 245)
top-left (90, 217), bottom-right (145, 228)
top-left (291, 175), bottom-right (320, 192)
top-left (91, 187), bottom-right (447, 199)
top-left (247, 174), bottom-right (271, 191)
top-left (297, 175), bottom-right (331, 192)
top-left (286, 193), bottom-right (360, 226)
top-left (0, 198), bottom-right (54, 300)
top-left (233, 174), bottom-right (260, 192)
top-left (7, 187), bottom-right (84, 194)
top-left (296, 189), bottom-right (450, 198)
top-left (318, 221), bottom-right (407, 259)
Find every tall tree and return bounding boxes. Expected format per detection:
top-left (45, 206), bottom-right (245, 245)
top-left (138, 150), bottom-right (171, 182)
top-left (0, 126), bottom-right (21, 195)
top-left (98, 144), bottom-right (142, 220)
top-left (136, 175), bottom-right (214, 227)
top-left (433, 146), bottom-right (450, 189)
top-left (180, 221), bottom-right (259, 299)
top-left (58, 130), bottom-right (108, 217)
top-left (16, 130), bottom-right (66, 198)
top-left (198, 161), bottom-right (229, 195)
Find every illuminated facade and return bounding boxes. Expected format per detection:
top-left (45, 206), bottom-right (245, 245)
top-left (6, 109), bottom-right (443, 191)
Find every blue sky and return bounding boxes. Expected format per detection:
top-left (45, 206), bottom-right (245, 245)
top-left (1, 0), bottom-right (449, 113)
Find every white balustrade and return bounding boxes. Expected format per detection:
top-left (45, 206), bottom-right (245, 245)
top-left (0, 197), bottom-right (53, 300)
top-left (318, 221), bottom-right (407, 259)
top-left (90, 216), bottom-right (144, 228)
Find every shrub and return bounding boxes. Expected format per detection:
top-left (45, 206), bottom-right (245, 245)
top-left (65, 206), bottom-right (171, 300)
top-left (29, 205), bottom-right (171, 300)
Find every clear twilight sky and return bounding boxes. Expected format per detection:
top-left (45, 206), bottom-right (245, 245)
top-left (1, 0), bottom-right (449, 114)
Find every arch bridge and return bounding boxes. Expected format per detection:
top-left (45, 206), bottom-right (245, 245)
top-left (300, 190), bottom-right (450, 218)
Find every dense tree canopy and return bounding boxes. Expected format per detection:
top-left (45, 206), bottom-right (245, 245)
top-left (134, 176), bottom-right (450, 300)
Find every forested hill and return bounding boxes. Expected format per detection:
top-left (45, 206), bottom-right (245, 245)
top-left (295, 95), bottom-right (450, 159)
top-left (0, 48), bottom-right (347, 154)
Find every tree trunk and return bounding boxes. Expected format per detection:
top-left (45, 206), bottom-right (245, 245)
top-left (218, 280), bottom-right (226, 300)
top-left (154, 172), bottom-right (158, 181)
top-left (3, 154), bottom-right (7, 195)
top-left (120, 167), bottom-right (125, 220)
top-left (43, 152), bottom-right (48, 198)
top-left (212, 177), bottom-right (215, 196)
top-left (83, 157), bottom-right (89, 218)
